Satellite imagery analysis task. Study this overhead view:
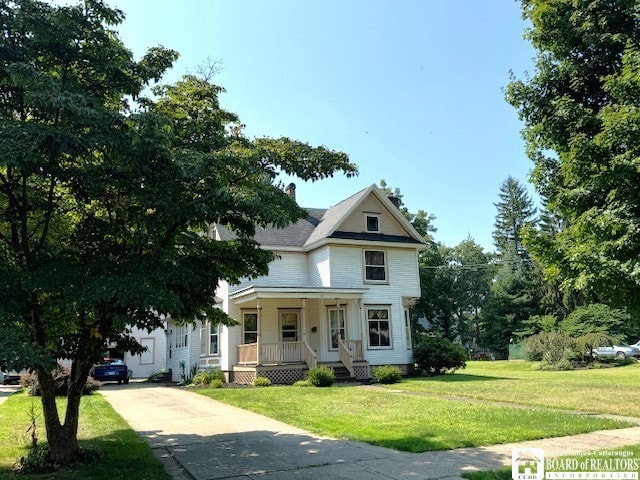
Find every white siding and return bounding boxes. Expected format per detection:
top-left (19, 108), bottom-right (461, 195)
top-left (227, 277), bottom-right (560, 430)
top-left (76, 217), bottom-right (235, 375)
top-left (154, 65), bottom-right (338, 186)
top-left (166, 319), bottom-right (201, 382)
top-left (123, 326), bottom-right (167, 379)
top-left (329, 245), bottom-right (420, 366)
top-left (230, 252), bottom-right (308, 293)
top-left (307, 247), bottom-right (330, 287)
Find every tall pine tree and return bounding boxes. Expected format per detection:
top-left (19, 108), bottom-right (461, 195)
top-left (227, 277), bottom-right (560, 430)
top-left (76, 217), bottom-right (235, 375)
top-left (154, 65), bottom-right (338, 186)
top-left (492, 176), bottom-right (537, 258)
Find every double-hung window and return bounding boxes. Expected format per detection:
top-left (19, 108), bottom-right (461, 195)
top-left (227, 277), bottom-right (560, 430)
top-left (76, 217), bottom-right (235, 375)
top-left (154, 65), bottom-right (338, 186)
top-left (200, 321), bottom-right (220, 356)
top-left (243, 311), bottom-right (258, 344)
top-left (364, 250), bottom-right (387, 282)
top-left (367, 307), bottom-right (391, 348)
top-left (365, 213), bottom-right (380, 233)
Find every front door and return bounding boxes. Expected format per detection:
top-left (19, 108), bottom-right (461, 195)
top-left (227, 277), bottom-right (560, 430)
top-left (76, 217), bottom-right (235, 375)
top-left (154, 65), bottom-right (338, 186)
top-left (328, 307), bottom-right (346, 350)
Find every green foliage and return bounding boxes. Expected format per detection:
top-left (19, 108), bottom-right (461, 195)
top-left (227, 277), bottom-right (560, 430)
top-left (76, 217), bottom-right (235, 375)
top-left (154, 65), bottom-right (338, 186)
top-left (413, 334), bottom-right (467, 375)
top-left (372, 365), bottom-right (402, 384)
top-left (525, 331), bottom-right (575, 364)
top-left (560, 304), bottom-right (631, 359)
top-left (209, 379), bottom-right (223, 388)
top-left (481, 255), bottom-right (542, 355)
top-left (535, 359), bottom-right (575, 371)
top-left (0, 0), bottom-right (356, 463)
top-left (15, 401), bottom-right (56, 474)
top-left (20, 365), bottom-right (101, 396)
top-left (506, 0), bottom-right (640, 316)
top-left (414, 239), bottom-right (492, 342)
top-left (559, 304), bottom-right (631, 339)
top-left (307, 365), bottom-right (335, 387)
top-left (191, 368), bottom-right (224, 386)
top-left (515, 315), bottom-right (558, 340)
top-left (15, 444), bottom-right (55, 474)
top-left (293, 379), bottom-right (313, 387)
top-left (378, 180), bottom-right (436, 240)
top-left (492, 176), bottom-right (537, 258)
top-left (252, 376), bottom-right (272, 387)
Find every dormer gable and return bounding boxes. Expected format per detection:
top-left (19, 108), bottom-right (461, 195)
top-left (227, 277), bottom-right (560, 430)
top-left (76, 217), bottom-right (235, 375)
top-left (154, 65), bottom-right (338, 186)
top-left (336, 190), bottom-right (412, 238)
top-left (304, 184), bottom-right (425, 248)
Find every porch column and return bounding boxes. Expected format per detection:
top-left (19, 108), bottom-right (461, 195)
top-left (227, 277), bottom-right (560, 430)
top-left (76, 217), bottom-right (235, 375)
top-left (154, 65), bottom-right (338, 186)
top-left (256, 299), bottom-right (261, 366)
top-left (335, 298), bottom-right (342, 341)
top-left (301, 298), bottom-right (307, 343)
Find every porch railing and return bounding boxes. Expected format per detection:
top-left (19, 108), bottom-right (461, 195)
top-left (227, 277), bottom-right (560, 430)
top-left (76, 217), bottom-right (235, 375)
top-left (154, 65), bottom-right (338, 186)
top-left (338, 337), bottom-right (355, 377)
top-left (238, 342), bottom-right (306, 365)
top-left (302, 340), bottom-right (317, 369)
top-left (237, 343), bottom-right (258, 365)
top-left (260, 342), bottom-right (303, 365)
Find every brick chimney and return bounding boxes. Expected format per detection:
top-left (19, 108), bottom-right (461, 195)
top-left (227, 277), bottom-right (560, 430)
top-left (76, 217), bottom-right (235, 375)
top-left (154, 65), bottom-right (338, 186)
top-left (285, 183), bottom-right (296, 201)
top-left (387, 193), bottom-right (400, 208)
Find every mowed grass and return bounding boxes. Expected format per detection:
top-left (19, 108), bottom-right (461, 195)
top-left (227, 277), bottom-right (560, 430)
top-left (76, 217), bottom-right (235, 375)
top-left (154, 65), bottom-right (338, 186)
top-left (0, 391), bottom-right (170, 480)
top-left (389, 361), bottom-right (640, 417)
top-left (197, 385), bottom-right (629, 453)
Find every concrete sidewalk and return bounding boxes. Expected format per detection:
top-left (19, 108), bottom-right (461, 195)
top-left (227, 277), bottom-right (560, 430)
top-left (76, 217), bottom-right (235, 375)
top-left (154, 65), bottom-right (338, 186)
top-left (100, 383), bottom-right (640, 480)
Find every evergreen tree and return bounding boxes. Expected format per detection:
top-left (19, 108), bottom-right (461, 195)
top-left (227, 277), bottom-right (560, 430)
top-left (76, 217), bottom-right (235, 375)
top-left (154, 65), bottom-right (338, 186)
top-left (492, 176), bottom-right (537, 258)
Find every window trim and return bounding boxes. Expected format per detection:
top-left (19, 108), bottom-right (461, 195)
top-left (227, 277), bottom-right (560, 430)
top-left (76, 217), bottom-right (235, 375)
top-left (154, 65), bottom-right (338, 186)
top-left (200, 321), bottom-right (220, 357)
top-left (242, 310), bottom-right (259, 345)
top-left (363, 249), bottom-right (388, 284)
top-left (366, 306), bottom-right (392, 350)
top-left (364, 213), bottom-right (381, 233)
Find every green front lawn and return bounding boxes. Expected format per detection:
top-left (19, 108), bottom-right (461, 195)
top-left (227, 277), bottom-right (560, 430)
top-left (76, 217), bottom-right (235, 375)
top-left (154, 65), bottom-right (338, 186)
top-left (387, 361), bottom-right (640, 417)
top-left (0, 391), bottom-right (170, 480)
top-left (197, 384), bottom-right (629, 453)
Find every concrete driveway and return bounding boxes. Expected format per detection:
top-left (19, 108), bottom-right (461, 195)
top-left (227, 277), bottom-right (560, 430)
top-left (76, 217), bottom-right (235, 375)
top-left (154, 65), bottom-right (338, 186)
top-left (99, 383), bottom-right (640, 480)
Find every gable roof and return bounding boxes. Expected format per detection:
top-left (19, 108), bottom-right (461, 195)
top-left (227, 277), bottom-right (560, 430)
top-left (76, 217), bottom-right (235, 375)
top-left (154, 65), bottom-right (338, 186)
top-left (215, 184), bottom-right (427, 250)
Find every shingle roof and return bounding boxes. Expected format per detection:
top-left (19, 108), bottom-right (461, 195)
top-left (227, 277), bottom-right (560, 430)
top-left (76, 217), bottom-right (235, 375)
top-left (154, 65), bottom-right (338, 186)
top-left (215, 208), bottom-right (326, 247)
top-left (215, 185), bottom-right (425, 248)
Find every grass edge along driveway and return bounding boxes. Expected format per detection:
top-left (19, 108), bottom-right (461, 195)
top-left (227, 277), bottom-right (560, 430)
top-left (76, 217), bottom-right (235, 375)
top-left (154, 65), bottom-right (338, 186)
top-left (196, 384), bottom-right (630, 453)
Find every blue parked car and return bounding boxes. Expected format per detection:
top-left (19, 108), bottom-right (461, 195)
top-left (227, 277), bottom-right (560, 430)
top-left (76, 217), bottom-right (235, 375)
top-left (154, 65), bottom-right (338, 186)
top-left (90, 358), bottom-right (131, 384)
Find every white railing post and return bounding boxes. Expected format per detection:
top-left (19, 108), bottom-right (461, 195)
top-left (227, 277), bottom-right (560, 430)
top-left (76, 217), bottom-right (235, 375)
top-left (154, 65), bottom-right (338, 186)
top-left (338, 336), bottom-right (354, 377)
top-left (302, 340), bottom-right (317, 369)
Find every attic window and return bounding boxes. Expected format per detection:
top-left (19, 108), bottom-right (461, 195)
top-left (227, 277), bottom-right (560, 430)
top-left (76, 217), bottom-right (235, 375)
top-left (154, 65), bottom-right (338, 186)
top-left (365, 214), bottom-right (380, 233)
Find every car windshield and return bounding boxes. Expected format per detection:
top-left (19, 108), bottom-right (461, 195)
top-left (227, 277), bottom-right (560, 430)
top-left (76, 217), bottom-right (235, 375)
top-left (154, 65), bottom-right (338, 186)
top-left (99, 359), bottom-right (124, 365)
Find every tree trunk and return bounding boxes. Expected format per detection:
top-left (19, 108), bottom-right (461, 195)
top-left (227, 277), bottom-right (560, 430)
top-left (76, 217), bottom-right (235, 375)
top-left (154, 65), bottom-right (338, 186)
top-left (37, 360), bottom-right (92, 464)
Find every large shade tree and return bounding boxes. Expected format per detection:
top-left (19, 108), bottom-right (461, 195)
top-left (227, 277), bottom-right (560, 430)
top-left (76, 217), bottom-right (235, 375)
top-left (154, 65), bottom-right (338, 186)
top-left (506, 0), bottom-right (640, 316)
top-left (0, 0), bottom-right (356, 464)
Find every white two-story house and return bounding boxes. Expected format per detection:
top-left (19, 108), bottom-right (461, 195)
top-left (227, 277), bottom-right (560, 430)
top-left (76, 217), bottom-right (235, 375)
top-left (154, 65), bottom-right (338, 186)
top-left (166, 184), bottom-right (426, 384)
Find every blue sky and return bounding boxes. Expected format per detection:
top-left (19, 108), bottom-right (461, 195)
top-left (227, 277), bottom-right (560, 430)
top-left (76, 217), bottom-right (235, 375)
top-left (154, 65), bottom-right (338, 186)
top-left (111, 1), bottom-right (537, 252)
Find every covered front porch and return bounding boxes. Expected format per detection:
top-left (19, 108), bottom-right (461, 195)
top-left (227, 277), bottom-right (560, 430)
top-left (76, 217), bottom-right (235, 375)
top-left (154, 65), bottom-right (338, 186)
top-left (228, 286), bottom-right (370, 383)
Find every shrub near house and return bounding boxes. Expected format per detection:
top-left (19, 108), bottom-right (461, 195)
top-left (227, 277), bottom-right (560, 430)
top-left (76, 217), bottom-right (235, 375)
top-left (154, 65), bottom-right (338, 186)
top-left (413, 335), bottom-right (467, 375)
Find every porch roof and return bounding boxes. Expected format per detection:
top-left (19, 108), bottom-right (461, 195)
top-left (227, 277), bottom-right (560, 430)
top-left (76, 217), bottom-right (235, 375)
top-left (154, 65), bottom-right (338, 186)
top-left (229, 286), bottom-right (369, 304)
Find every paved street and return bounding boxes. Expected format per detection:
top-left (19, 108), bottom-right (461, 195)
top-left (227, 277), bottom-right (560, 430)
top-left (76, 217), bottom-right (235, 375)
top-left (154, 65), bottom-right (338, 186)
top-left (100, 383), bottom-right (640, 480)
top-left (0, 384), bottom-right (20, 406)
